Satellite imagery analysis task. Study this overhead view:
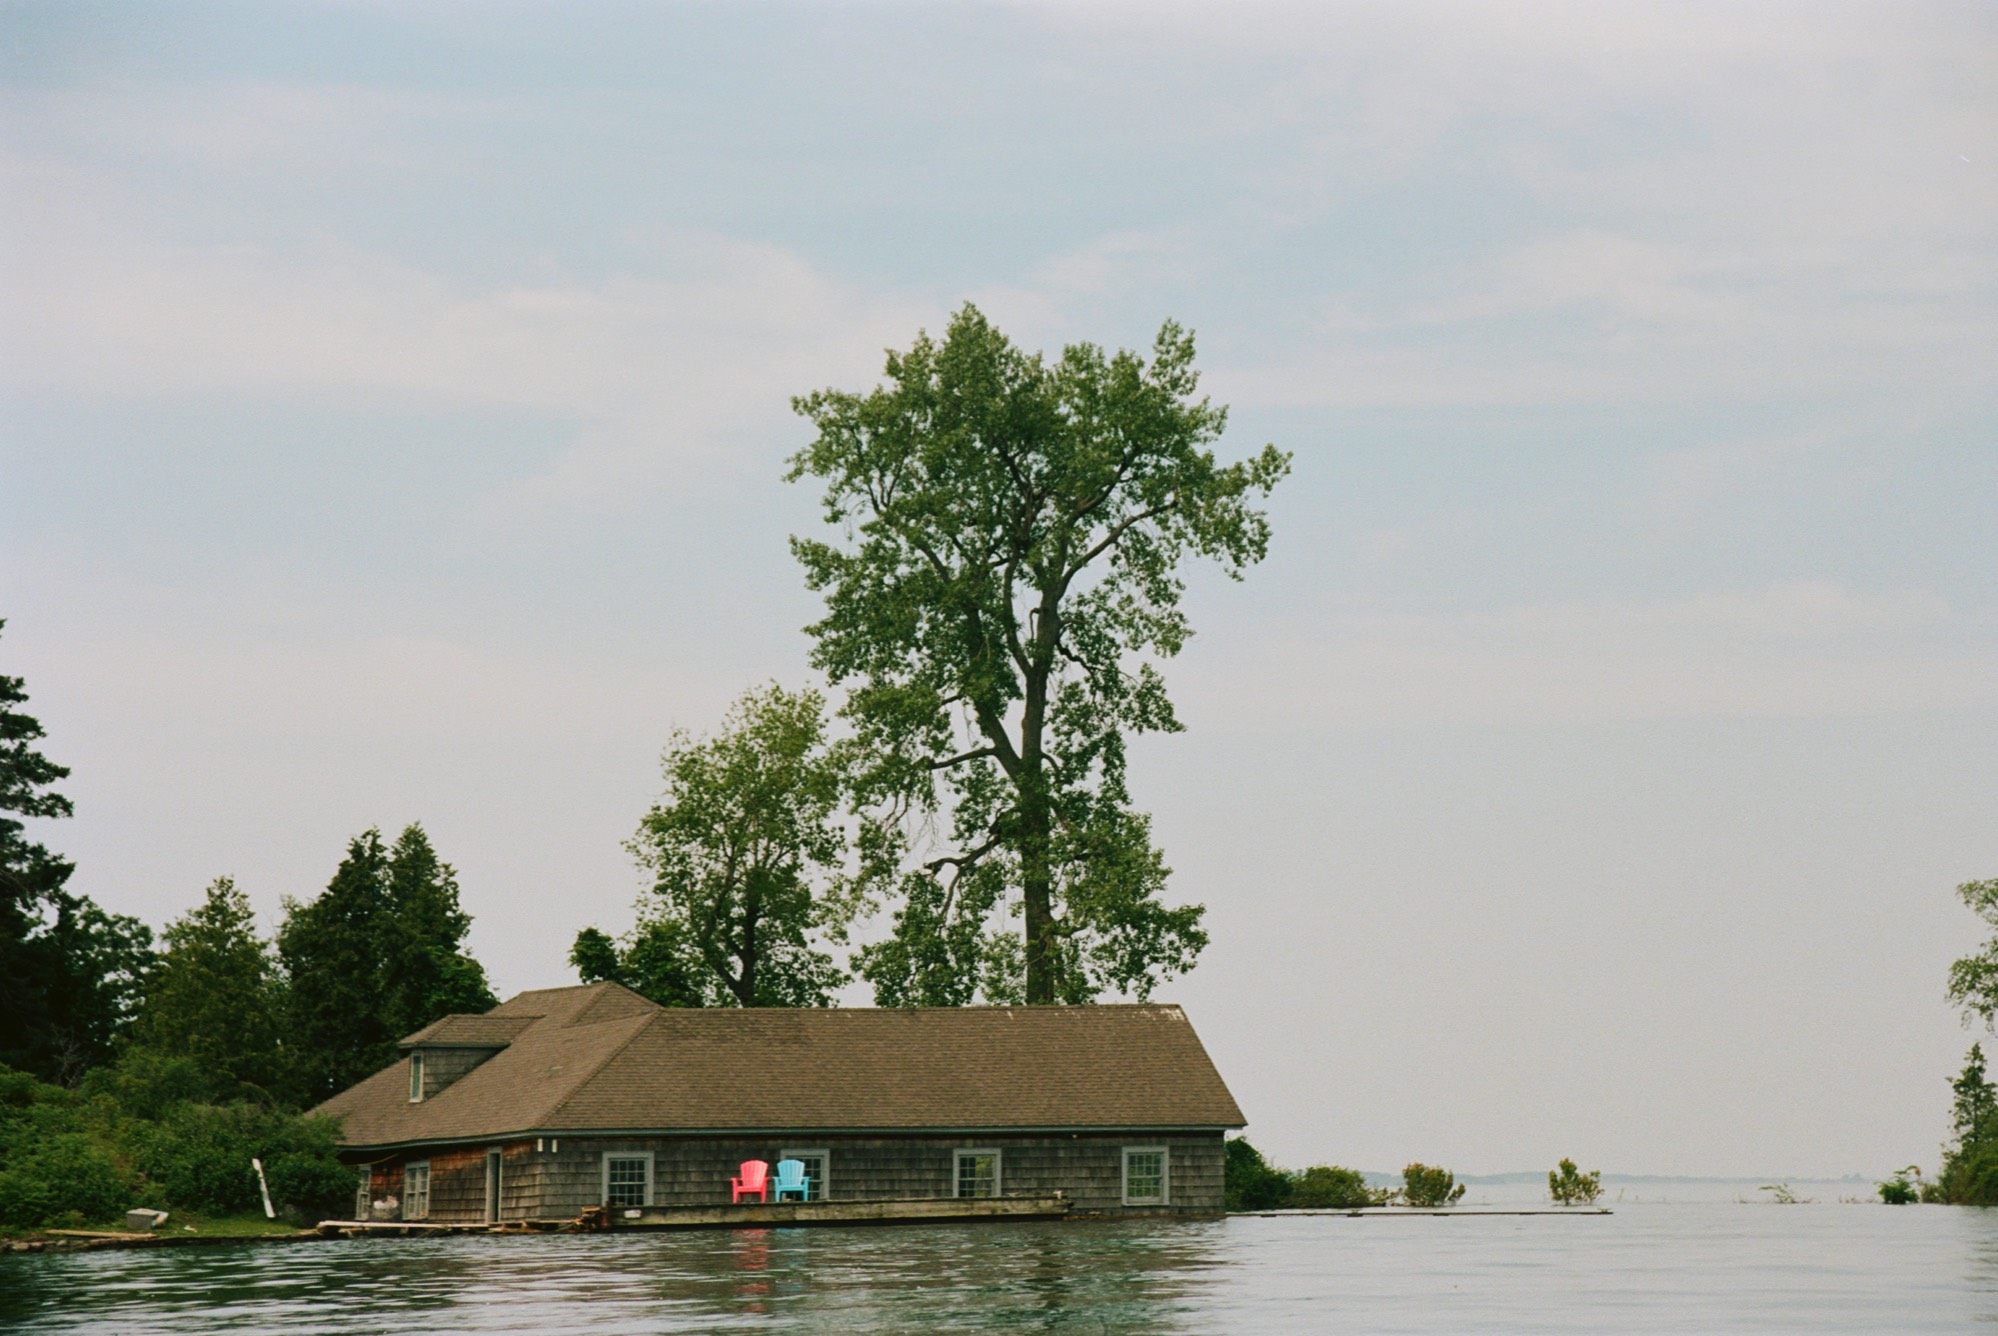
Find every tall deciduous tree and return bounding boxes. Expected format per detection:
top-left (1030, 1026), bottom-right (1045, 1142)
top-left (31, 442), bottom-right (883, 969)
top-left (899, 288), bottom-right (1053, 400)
top-left (789, 306), bottom-right (1288, 1004)
top-left (588, 684), bottom-right (847, 1008)
top-left (0, 621), bottom-right (154, 1082)
top-left (136, 877), bottom-right (286, 1095)
top-left (278, 824), bottom-right (495, 1103)
top-left (1948, 878), bottom-right (1998, 1025)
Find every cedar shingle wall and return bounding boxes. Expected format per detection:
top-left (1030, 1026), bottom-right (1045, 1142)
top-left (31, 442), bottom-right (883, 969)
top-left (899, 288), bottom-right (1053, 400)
top-left (382, 1132), bottom-right (1223, 1222)
top-left (419, 1048), bottom-right (496, 1099)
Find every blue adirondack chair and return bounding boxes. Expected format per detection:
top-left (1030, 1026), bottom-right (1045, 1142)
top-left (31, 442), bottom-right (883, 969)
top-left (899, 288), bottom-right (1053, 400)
top-left (771, 1158), bottom-right (810, 1202)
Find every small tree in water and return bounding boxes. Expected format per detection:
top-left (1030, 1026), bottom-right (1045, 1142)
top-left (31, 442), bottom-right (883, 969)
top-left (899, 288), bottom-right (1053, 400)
top-left (1548, 1158), bottom-right (1602, 1206)
top-left (1400, 1163), bottom-right (1466, 1207)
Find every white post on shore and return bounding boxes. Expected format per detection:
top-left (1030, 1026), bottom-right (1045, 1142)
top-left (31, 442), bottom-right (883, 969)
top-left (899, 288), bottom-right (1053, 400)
top-left (252, 1158), bottom-right (276, 1219)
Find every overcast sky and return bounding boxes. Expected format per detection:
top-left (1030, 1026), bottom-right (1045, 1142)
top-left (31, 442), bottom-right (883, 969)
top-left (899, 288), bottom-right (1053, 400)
top-left (4, 1), bottom-right (1994, 1178)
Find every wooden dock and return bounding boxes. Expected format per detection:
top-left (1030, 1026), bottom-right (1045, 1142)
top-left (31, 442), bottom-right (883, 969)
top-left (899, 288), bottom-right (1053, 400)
top-left (608, 1193), bottom-right (1072, 1230)
top-left (316, 1194), bottom-right (1073, 1237)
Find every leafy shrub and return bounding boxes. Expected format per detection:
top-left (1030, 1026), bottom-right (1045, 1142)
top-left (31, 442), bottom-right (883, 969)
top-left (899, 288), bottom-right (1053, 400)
top-left (1290, 1165), bottom-right (1384, 1209)
top-left (129, 1102), bottom-right (273, 1214)
top-left (1224, 1137), bottom-right (1292, 1211)
top-left (1400, 1163), bottom-right (1466, 1207)
top-left (79, 1050), bottom-right (224, 1119)
top-left (1548, 1158), bottom-right (1602, 1206)
top-left (263, 1118), bottom-right (354, 1222)
top-left (1878, 1166), bottom-right (1923, 1205)
top-left (0, 1059), bottom-right (350, 1229)
top-left (0, 1129), bottom-right (135, 1227)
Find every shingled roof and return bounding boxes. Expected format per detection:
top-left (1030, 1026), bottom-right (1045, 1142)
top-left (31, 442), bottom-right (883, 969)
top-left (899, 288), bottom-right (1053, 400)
top-left (316, 983), bottom-right (1246, 1151)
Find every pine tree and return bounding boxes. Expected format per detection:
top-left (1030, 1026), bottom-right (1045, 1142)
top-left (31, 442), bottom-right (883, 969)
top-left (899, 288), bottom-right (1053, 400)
top-left (0, 620), bottom-right (154, 1081)
top-left (279, 829), bottom-right (393, 1105)
top-left (136, 877), bottom-right (286, 1095)
top-left (278, 824), bottom-right (495, 1104)
top-left (379, 823), bottom-right (495, 1038)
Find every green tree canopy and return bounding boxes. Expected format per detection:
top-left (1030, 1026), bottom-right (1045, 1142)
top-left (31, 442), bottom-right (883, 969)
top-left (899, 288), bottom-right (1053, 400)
top-left (0, 621), bottom-right (154, 1082)
top-left (278, 824), bottom-right (496, 1104)
top-left (570, 921), bottom-right (717, 1009)
top-left (789, 305), bottom-right (1289, 1004)
top-left (135, 877), bottom-right (285, 1096)
top-left (587, 684), bottom-right (846, 1008)
top-left (1947, 878), bottom-right (1998, 1026)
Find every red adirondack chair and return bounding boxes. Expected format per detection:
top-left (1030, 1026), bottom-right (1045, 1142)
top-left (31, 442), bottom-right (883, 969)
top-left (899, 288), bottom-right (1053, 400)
top-left (731, 1159), bottom-right (770, 1203)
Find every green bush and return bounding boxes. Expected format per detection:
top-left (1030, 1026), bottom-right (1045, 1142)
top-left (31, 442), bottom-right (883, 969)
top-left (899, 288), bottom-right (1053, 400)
top-left (1400, 1162), bottom-right (1466, 1207)
top-left (1878, 1166), bottom-right (1923, 1205)
top-left (263, 1118), bottom-right (354, 1222)
top-left (1290, 1165), bottom-right (1383, 1209)
top-left (79, 1051), bottom-right (225, 1119)
top-left (0, 1129), bottom-right (135, 1228)
top-left (1224, 1137), bottom-right (1292, 1211)
top-left (0, 1060), bottom-right (350, 1230)
top-left (1548, 1158), bottom-right (1602, 1206)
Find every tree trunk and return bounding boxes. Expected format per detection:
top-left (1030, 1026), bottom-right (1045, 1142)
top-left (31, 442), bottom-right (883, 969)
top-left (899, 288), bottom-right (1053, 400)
top-left (1021, 782), bottom-right (1053, 1003)
top-left (1020, 603), bottom-right (1056, 1005)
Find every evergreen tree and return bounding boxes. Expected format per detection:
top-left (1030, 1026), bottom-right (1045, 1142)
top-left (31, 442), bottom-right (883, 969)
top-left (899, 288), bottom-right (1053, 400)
top-left (0, 620), bottom-right (154, 1082)
top-left (135, 877), bottom-right (286, 1096)
top-left (378, 825), bottom-right (496, 1038)
top-left (1953, 1042), bottom-right (1998, 1148)
top-left (279, 824), bottom-right (494, 1104)
top-left (279, 830), bottom-right (392, 1105)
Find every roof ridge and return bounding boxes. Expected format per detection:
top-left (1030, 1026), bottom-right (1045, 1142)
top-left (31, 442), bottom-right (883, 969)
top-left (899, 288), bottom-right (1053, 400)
top-left (531, 1011), bottom-right (661, 1128)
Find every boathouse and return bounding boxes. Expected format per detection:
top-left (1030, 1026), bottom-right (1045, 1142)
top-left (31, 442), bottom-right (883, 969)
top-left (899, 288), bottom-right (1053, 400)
top-left (314, 983), bottom-right (1246, 1223)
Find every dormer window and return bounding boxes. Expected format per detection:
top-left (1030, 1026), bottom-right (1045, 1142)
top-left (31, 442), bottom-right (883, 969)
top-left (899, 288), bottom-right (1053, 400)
top-left (409, 1052), bottom-right (424, 1103)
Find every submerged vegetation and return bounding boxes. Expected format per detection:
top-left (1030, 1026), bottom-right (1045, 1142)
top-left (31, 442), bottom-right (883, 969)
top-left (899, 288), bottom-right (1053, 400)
top-left (1548, 1158), bottom-right (1603, 1206)
top-left (1224, 1139), bottom-right (1385, 1210)
top-left (1226, 1139), bottom-right (1488, 1210)
top-left (1400, 1163), bottom-right (1467, 1208)
top-left (1878, 1167), bottom-right (1923, 1205)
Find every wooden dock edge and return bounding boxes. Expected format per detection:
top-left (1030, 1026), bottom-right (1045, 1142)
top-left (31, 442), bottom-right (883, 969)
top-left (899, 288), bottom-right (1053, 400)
top-left (610, 1192), bottom-right (1074, 1230)
top-left (312, 1193), bottom-right (1075, 1237)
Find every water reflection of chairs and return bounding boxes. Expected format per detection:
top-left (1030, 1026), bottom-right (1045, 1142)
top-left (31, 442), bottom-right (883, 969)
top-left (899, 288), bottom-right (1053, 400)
top-left (771, 1159), bottom-right (809, 1202)
top-left (731, 1160), bottom-right (770, 1202)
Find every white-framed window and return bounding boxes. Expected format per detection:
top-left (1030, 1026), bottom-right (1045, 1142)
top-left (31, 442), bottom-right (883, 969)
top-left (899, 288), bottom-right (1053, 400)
top-left (402, 1162), bottom-right (431, 1220)
top-left (602, 1151), bottom-right (654, 1208)
top-left (408, 1052), bottom-right (424, 1102)
top-left (1122, 1146), bottom-right (1169, 1205)
top-left (954, 1148), bottom-right (1001, 1199)
top-left (780, 1148), bottom-right (829, 1201)
top-left (354, 1166), bottom-right (371, 1220)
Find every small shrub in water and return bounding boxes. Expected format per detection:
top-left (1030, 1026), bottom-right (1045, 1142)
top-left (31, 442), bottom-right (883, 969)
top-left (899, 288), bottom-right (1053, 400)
top-left (1224, 1137), bottom-right (1292, 1211)
top-left (1878, 1166), bottom-right (1923, 1205)
top-left (1548, 1158), bottom-right (1602, 1206)
top-left (1289, 1166), bottom-right (1385, 1209)
top-left (1400, 1163), bottom-right (1465, 1208)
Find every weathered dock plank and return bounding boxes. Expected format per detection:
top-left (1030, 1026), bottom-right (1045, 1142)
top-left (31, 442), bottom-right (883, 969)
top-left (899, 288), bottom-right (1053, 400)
top-left (611, 1193), bottom-right (1072, 1230)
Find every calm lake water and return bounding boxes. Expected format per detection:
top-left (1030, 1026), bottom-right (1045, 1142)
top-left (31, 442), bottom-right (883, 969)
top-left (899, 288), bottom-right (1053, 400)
top-left (5, 1196), bottom-right (1993, 1333)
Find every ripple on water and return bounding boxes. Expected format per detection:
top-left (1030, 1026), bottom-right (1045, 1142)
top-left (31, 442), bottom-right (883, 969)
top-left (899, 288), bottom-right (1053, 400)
top-left (3, 1205), bottom-right (1994, 1334)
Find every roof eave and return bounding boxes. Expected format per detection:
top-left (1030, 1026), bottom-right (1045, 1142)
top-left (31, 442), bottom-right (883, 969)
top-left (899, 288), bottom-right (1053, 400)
top-left (337, 1121), bottom-right (1245, 1155)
